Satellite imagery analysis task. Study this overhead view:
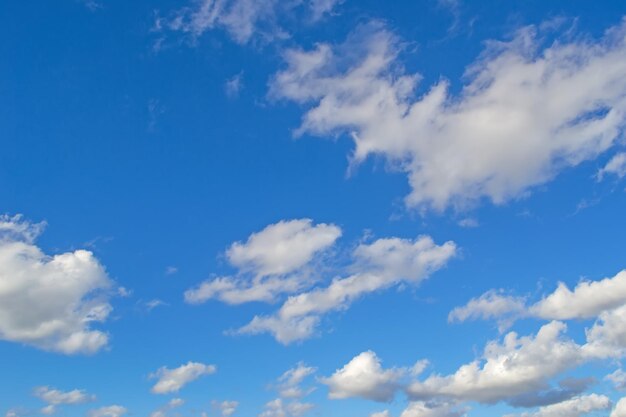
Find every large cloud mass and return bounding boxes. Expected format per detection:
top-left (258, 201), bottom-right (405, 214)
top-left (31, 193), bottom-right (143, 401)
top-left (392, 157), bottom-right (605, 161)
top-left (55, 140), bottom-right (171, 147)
top-left (0, 215), bottom-right (115, 354)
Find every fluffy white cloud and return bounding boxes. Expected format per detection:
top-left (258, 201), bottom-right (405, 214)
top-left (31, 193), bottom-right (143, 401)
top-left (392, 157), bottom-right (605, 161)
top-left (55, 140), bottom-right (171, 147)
top-left (237, 235), bottom-right (456, 343)
top-left (309, 0), bottom-right (342, 21)
top-left (448, 290), bottom-right (526, 331)
top-left (185, 219), bottom-right (340, 304)
top-left (606, 369), bottom-right (626, 390)
top-left (150, 362), bottom-right (217, 394)
top-left (0, 215), bottom-right (115, 354)
top-left (598, 152), bottom-right (626, 180)
top-left (508, 394), bottom-right (611, 417)
top-left (260, 363), bottom-right (317, 417)
top-left (530, 270), bottom-right (626, 320)
top-left (371, 411), bottom-right (392, 417)
top-left (34, 386), bottom-right (95, 415)
top-left (88, 405), bottom-right (128, 417)
top-left (408, 321), bottom-right (584, 404)
top-left (612, 397), bottom-right (626, 417)
top-left (583, 304), bottom-right (626, 358)
top-left (271, 20), bottom-right (626, 211)
top-left (321, 351), bottom-right (405, 402)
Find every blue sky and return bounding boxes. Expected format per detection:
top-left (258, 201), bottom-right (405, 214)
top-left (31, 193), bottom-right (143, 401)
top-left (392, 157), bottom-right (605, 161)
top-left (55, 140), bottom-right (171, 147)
top-left (2, 1), bottom-right (626, 417)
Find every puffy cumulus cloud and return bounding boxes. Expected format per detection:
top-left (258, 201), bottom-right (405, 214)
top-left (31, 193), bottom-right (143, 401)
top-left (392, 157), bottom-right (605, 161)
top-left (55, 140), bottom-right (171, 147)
top-left (583, 304), bottom-right (626, 358)
top-left (613, 398), bottom-right (626, 417)
top-left (450, 269), bottom-right (626, 331)
top-left (227, 219), bottom-right (340, 277)
top-left (150, 398), bottom-right (184, 417)
top-left (185, 219), bottom-right (340, 305)
top-left (408, 321), bottom-right (584, 404)
top-left (598, 152), bottom-right (626, 180)
top-left (530, 270), bottom-right (626, 320)
top-left (321, 351), bottom-right (406, 402)
top-left (448, 290), bottom-right (527, 331)
top-left (0, 215), bottom-right (115, 354)
top-left (157, 0), bottom-right (342, 45)
top-left (88, 405), bottom-right (128, 417)
top-left (237, 235), bottom-right (456, 343)
top-left (150, 362), bottom-right (217, 394)
top-left (34, 386), bottom-right (95, 415)
top-left (399, 402), bottom-right (467, 417)
top-left (270, 19), bottom-right (626, 211)
top-left (212, 400), bottom-right (238, 416)
top-left (506, 394), bottom-right (611, 417)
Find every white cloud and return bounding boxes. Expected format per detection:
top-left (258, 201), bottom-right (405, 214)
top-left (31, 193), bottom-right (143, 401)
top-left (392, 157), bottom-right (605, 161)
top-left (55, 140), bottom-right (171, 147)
top-left (612, 397), bottom-right (626, 417)
top-left (225, 73), bottom-right (244, 98)
top-left (238, 235), bottom-right (456, 343)
top-left (34, 386), bottom-right (95, 415)
top-left (507, 394), bottom-right (611, 417)
top-left (583, 304), bottom-right (626, 359)
top-left (0, 215), bottom-right (115, 354)
top-left (159, 0), bottom-right (342, 45)
top-left (150, 362), bottom-right (217, 394)
top-left (270, 19), bottom-right (626, 211)
top-left (150, 398), bottom-right (184, 417)
top-left (278, 363), bottom-right (317, 398)
top-left (227, 219), bottom-right (340, 276)
top-left (530, 270), bottom-right (626, 320)
top-left (260, 398), bottom-right (314, 417)
top-left (448, 290), bottom-right (527, 331)
top-left (399, 402), bottom-right (466, 417)
top-left (408, 321), bottom-right (584, 404)
top-left (598, 152), bottom-right (626, 180)
top-left (371, 411), bottom-right (392, 417)
top-left (321, 351), bottom-right (405, 402)
top-left (185, 219), bottom-right (341, 305)
top-left (213, 400), bottom-right (238, 416)
top-left (88, 405), bottom-right (128, 417)
top-left (309, 0), bottom-right (342, 21)
top-left (606, 369), bottom-right (626, 390)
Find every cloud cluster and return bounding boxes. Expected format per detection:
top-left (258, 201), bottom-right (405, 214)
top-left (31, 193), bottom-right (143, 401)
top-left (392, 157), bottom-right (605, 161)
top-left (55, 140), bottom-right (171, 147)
top-left (236, 233), bottom-right (456, 343)
top-left (186, 219), bottom-right (455, 344)
top-left (0, 215), bottom-right (115, 354)
top-left (271, 19), bottom-right (626, 211)
top-left (151, 362), bottom-right (217, 394)
top-left (88, 405), bottom-right (128, 417)
top-left (260, 363), bottom-right (316, 417)
top-left (34, 386), bottom-right (95, 415)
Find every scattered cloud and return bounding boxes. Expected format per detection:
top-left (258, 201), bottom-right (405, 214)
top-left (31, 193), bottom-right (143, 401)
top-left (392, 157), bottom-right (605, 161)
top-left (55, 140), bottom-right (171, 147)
top-left (237, 234), bottom-right (456, 343)
top-left (598, 152), bottom-right (626, 180)
top-left (150, 398), bottom-right (184, 417)
top-left (88, 405), bottom-right (128, 417)
top-left (213, 400), bottom-right (238, 416)
top-left (225, 73), bottom-right (244, 98)
top-left (505, 394), bottom-right (611, 417)
top-left (34, 386), bottom-right (95, 415)
top-left (151, 362), bottom-right (217, 394)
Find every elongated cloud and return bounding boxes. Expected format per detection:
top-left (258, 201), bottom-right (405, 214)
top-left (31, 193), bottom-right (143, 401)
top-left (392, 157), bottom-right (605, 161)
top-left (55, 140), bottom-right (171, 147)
top-left (507, 394), bottom-right (611, 417)
top-left (151, 361), bottom-right (216, 394)
top-left (34, 386), bottom-right (95, 415)
top-left (0, 215), bottom-right (115, 354)
top-left (271, 19), bottom-right (626, 211)
top-left (237, 235), bottom-right (456, 343)
top-left (185, 219), bottom-right (341, 304)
